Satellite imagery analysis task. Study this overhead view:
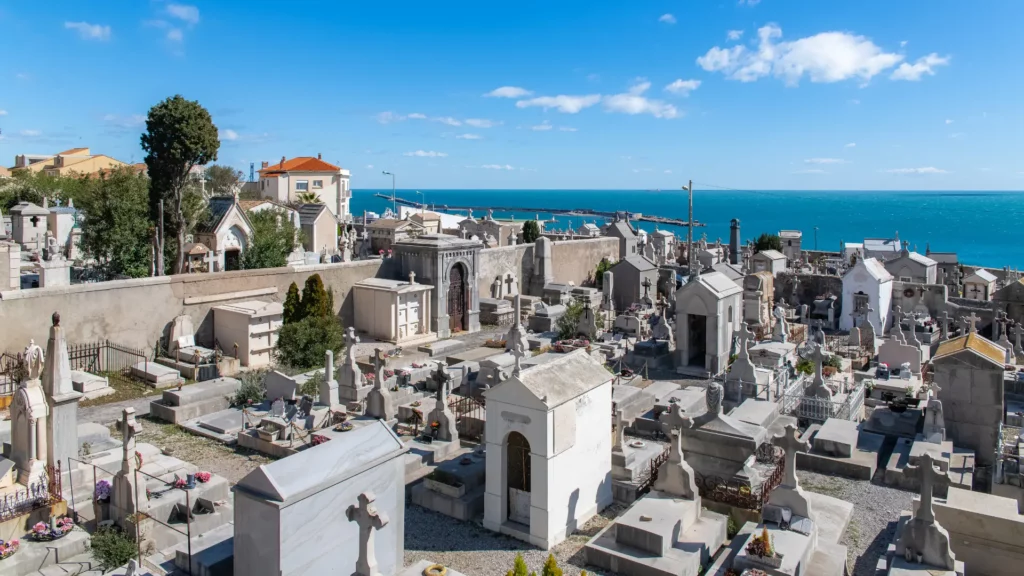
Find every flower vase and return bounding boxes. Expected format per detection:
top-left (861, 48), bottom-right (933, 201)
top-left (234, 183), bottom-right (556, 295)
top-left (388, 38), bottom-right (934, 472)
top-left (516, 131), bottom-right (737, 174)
top-left (748, 551), bottom-right (784, 569)
top-left (185, 473), bottom-right (197, 490)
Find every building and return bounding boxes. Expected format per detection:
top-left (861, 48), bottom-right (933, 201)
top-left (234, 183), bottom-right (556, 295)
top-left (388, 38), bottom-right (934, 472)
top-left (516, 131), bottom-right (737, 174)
top-left (577, 221), bottom-right (602, 238)
top-left (257, 155), bottom-right (351, 222)
top-left (963, 269), bottom-right (997, 302)
top-left (674, 271), bottom-right (743, 377)
top-left (750, 249), bottom-right (786, 276)
top-left (483, 350), bottom-right (613, 549)
top-left (863, 235), bottom-right (902, 261)
top-left (9, 201), bottom-right (50, 251)
top-left (391, 234), bottom-right (483, 338)
top-left (840, 257), bottom-right (893, 332)
top-left (398, 206), bottom-right (463, 233)
top-left (298, 204), bottom-right (338, 256)
top-left (367, 218), bottom-right (425, 254)
top-left (458, 211), bottom-right (527, 247)
top-left (239, 199), bottom-right (300, 228)
top-left (194, 196), bottom-right (254, 272)
top-left (779, 230), bottom-right (802, 262)
top-left (10, 147), bottom-right (129, 177)
top-left (609, 255), bottom-right (659, 311)
top-left (213, 300), bottom-right (283, 368)
top-left (352, 276), bottom-right (435, 345)
top-left (603, 216), bottom-right (639, 259)
top-left (884, 243), bottom-right (938, 284)
top-left (842, 241), bottom-right (864, 265)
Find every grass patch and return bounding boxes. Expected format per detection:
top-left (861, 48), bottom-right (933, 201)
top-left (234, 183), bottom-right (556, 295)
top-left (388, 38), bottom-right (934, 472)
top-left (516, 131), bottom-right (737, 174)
top-left (136, 416), bottom-right (274, 470)
top-left (801, 479), bottom-right (845, 499)
top-left (78, 375), bottom-right (164, 408)
top-left (90, 526), bottom-right (140, 571)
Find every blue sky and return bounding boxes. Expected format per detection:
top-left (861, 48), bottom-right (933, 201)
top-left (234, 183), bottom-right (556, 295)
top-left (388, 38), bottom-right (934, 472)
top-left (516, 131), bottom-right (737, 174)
top-left (0, 1), bottom-right (1021, 190)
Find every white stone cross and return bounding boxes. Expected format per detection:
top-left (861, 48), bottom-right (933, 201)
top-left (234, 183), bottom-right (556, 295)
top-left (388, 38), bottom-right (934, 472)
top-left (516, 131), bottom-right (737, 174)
top-left (737, 321), bottom-right (754, 358)
top-left (659, 403), bottom-right (692, 464)
top-left (408, 271), bottom-right (416, 285)
top-left (904, 453), bottom-right (949, 525)
top-left (505, 274), bottom-right (516, 294)
top-left (940, 311), bottom-right (952, 340)
top-left (773, 424), bottom-right (809, 489)
top-left (121, 408), bottom-right (142, 473)
top-left (904, 311), bottom-right (921, 346)
top-left (346, 491), bottom-right (390, 576)
top-left (372, 348), bottom-right (386, 390)
top-left (431, 362), bottom-right (451, 404)
top-left (964, 312), bottom-right (981, 334)
top-left (345, 327), bottom-right (360, 364)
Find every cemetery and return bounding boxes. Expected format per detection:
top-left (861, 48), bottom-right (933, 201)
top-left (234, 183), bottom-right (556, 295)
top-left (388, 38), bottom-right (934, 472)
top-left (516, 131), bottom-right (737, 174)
top-left (4, 224), bottom-right (1024, 576)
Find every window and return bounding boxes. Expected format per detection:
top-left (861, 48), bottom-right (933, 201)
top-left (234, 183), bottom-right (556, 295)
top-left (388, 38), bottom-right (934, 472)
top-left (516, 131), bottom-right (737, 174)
top-left (295, 180), bottom-right (309, 191)
top-left (312, 180), bottom-right (324, 189)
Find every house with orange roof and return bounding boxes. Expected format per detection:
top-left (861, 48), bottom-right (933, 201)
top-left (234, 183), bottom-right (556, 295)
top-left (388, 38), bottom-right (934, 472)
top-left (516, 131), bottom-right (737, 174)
top-left (257, 154), bottom-right (351, 222)
top-left (10, 147), bottom-right (130, 177)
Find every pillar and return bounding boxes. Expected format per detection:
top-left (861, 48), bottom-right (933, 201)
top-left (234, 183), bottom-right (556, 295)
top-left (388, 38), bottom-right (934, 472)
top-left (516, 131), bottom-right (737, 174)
top-left (729, 219), bottom-right (741, 265)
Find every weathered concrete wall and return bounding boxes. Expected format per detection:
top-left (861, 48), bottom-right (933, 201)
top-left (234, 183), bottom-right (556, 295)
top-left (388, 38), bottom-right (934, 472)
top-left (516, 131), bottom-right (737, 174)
top-left (0, 260), bottom-right (383, 353)
top-left (475, 237), bottom-right (618, 297)
top-left (774, 273), bottom-right (843, 310)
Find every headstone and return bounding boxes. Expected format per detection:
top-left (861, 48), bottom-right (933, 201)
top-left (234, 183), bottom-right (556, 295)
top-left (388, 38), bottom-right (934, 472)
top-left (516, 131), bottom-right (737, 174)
top-left (346, 491), bottom-right (390, 576)
top-left (652, 403), bottom-right (698, 500)
top-left (895, 453), bottom-right (957, 570)
top-left (939, 311), bottom-right (952, 341)
top-left (110, 408), bottom-right (147, 537)
top-left (804, 343), bottom-right (834, 401)
top-left (339, 328), bottom-right (370, 404)
top-left (426, 362), bottom-right (458, 443)
top-left (964, 312), bottom-right (980, 334)
top-left (270, 399), bottom-right (285, 417)
top-left (365, 348), bottom-right (395, 420)
top-left (601, 271), bottom-right (615, 312)
top-left (318, 350), bottom-right (340, 408)
top-left (42, 312), bottom-right (82, 474)
top-left (768, 424), bottom-right (813, 519)
top-left (904, 311), bottom-right (921, 347)
top-left (530, 236), bottom-right (554, 295)
top-left (921, 387), bottom-right (945, 443)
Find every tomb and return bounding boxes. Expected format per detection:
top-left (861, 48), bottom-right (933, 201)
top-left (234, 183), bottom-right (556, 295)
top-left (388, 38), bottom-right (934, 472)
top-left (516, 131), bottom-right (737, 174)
top-left (234, 421), bottom-right (407, 576)
top-left (353, 274), bottom-right (437, 345)
top-left (750, 249), bottom-right (786, 276)
top-left (725, 322), bottom-right (776, 406)
top-left (743, 271), bottom-right (775, 331)
top-left (919, 487), bottom-right (1024, 576)
top-left (3, 339), bottom-right (49, 486)
top-left (840, 257), bottom-right (893, 332)
top-left (131, 360), bottom-right (184, 388)
top-left (483, 349), bottom-right (614, 549)
top-left (478, 297), bottom-right (515, 326)
top-left (797, 418), bottom-right (884, 480)
top-left (962, 269), bottom-right (996, 302)
top-left (391, 233), bottom-right (483, 338)
top-left (70, 369), bottom-right (112, 399)
top-left (149, 377), bottom-right (241, 424)
top-left (212, 300), bottom-right (283, 368)
top-left (609, 256), bottom-right (660, 313)
top-left (9, 201), bottom-right (49, 251)
top-left (528, 302), bottom-right (566, 333)
top-left (339, 327), bottom-right (373, 407)
top-left (674, 271), bottom-right (742, 377)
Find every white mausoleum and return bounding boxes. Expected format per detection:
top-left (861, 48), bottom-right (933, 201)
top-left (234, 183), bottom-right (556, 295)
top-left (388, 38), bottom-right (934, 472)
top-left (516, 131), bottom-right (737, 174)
top-left (840, 257), bottom-right (893, 332)
top-left (352, 275), bottom-right (435, 346)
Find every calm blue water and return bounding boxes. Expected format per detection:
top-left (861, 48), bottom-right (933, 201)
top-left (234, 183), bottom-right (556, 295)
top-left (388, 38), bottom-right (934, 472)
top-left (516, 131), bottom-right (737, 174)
top-left (351, 189), bottom-right (1024, 268)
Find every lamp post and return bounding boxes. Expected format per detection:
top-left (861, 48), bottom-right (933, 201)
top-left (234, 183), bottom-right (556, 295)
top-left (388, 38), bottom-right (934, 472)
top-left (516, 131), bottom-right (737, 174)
top-left (682, 180), bottom-right (694, 279)
top-left (415, 191), bottom-right (425, 213)
top-left (382, 171), bottom-right (396, 214)
top-left (814, 226), bottom-right (819, 251)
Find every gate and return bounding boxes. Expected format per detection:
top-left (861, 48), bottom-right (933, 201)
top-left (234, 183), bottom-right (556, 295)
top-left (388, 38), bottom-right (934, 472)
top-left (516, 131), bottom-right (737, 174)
top-left (447, 395), bottom-right (485, 440)
top-left (448, 264), bottom-right (466, 332)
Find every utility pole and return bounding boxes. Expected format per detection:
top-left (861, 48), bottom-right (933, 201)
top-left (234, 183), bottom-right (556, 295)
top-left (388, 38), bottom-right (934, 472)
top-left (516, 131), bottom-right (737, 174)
top-left (157, 200), bottom-right (165, 276)
top-left (684, 180), bottom-right (694, 279)
top-left (814, 226), bottom-right (819, 251)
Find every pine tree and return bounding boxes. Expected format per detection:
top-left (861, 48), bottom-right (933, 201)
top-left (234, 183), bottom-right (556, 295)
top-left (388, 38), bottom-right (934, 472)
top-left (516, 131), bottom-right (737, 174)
top-left (300, 274), bottom-right (332, 319)
top-left (511, 553), bottom-right (529, 576)
top-left (283, 282), bottom-right (301, 324)
top-left (541, 554), bottom-right (562, 576)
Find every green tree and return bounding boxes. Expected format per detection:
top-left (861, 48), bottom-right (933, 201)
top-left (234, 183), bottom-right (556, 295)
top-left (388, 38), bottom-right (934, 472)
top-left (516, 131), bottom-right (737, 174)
top-left (300, 274), bottom-right (333, 319)
top-left (141, 94), bottom-right (220, 274)
top-left (283, 282), bottom-right (302, 324)
top-left (296, 191), bottom-right (321, 204)
top-left (509, 553), bottom-right (529, 576)
top-left (754, 233), bottom-right (783, 252)
top-left (541, 554), bottom-right (563, 576)
top-left (594, 257), bottom-right (614, 289)
top-left (0, 170), bottom-right (88, 211)
top-left (205, 164), bottom-right (244, 196)
top-left (243, 208), bottom-right (299, 270)
top-left (78, 167), bottom-right (153, 278)
top-left (556, 298), bottom-right (586, 340)
top-left (276, 315), bottom-right (344, 369)
top-left (522, 219), bottom-right (541, 243)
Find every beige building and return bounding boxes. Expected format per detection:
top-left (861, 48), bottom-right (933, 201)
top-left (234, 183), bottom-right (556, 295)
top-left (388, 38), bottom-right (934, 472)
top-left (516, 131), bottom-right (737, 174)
top-left (367, 218), bottom-right (424, 254)
top-left (257, 155), bottom-right (351, 222)
top-left (458, 211), bottom-right (526, 247)
top-left (352, 276), bottom-right (435, 345)
top-left (298, 204), bottom-right (338, 256)
top-left (10, 148), bottom-right (129, 177)
top-left (0, 166), bottom-right (11, 178)
top-left (963, 269), bottom-right (997, 302)
top-left (213, 300), bottom-right (284, 368)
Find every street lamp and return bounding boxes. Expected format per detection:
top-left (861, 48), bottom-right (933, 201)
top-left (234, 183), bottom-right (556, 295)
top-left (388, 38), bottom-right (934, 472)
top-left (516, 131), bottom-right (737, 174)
top-left (382, 170), bottom-right (396, 215)
top-left (814, 226), bottom-right (819, 251)
top-left (415, 191), bottom-right (425, 213)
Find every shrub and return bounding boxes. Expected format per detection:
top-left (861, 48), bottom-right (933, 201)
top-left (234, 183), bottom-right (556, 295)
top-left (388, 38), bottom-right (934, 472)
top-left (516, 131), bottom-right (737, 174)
top-left (90, 526), bottom-right (138, 571)
top-left (541, 554), bottom-right (562, 576)
top-left (555, 298), bottom-right (585, 340)
top-left (522, 220), bottom-right (541, 243)
top-left (727, 515), bottom-right (739, 538)
top-left (301, 370), bottom-right (324, 398)
top-left (300, 274), bottom-right (333, 319)
top-left (824, 354), bottom-right (843, 369)
top-left (594, 258), bottom-right (614, 289)
top-left (510, 553), bottom-right (529, 576)
top-left (276, 315), bottom-right (344, 370)
top-left (232, 369), bottom-right (267, 406)
top-left (795, 359), bottom-right (814, 375)
top-left (283, 282), bottom-right (302, 324)
top-left (754, 233), bottom-right (782, 252)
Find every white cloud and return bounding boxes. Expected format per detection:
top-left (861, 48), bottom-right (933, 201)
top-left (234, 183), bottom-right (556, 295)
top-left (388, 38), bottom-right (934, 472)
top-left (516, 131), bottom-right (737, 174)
top-left (739, 0), bottom-right (761, 5)
top-left (885, 167), bottom-right (948, 175)
top-left (456, 133), bottom-right (482, 140)
top-left (64, 21), bottom-right (111, 41)
top-left (220, 128), bottom-right (239, 141)
top-left (407, 112), bottom-right (427, 119)
top-left (376, 111), bottom-right (405, 124)
top-left (664, 79), bottom-right (701, 96)
top-left (659, 14), bottom-right (677, 25)
top-left (804, 158), bottom-right (848, 165)
top-left (664, 169), bottom-right (673, 174)
top-left (19, 129), bottom-right (42, 137)
top-left (0, 110), bottom-right (7, 116)
top-left (558, 126), bottom-right (578, 132)
top-left (945, 119), bottom-right (953, 124)
top-left (166, 4), bottom-right (200, 25)
top-left (793, 169), bottom-right (827, 174)
top-left (464, 118), bottom-right (500, 128)
top-left (697, 24), bottom-right (910, 85)
top-left (845, 142), bottom-right (856, 148)
top-left (531, 121), bottom-right (553, 131)
top-left (433, 116), bottom-right (462, 127)
top-left (167, 28), bottom-right (183, 42)
top-left (404, 150), bottom-right (448, 158)
top-left (890, 53), bottom-right (950, 81)
top-left (366, 164), bottom-right (374, 169)
top-left (481, 164), bottom-right (515, 170)
top-left (485, 86), bottom-right (533, 98)
top-left (727, 30), bottom-right (744, 41)
top-left (516, 94), bottom-right (601, 114)
top-left (604, 81), bottom-right (679, 118)
top-left (900, 40), bottom-right (908, 48)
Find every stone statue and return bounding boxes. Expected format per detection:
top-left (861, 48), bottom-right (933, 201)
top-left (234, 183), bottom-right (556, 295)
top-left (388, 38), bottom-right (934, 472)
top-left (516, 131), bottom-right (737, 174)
top-left (24, 339), bottom-right (45, 382)
top-left (45, 231), bottom-right (62, 261)
top-left (705, 381), bottom-right (724, 416)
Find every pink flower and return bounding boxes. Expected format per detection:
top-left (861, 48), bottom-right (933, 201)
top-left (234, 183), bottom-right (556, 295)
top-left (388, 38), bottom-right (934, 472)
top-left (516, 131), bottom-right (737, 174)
top-left (32, 522), bottom-right (47, 533)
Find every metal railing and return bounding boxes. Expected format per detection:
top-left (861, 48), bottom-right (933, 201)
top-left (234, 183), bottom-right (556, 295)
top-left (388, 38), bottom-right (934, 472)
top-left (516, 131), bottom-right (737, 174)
top-left (0, 462), bottom-right (62, 522)
top-left (694, 444), bottom-right (784, 512)
top-left (779, 381), bottom-right (866, 423)
top-left (447, 394), bottom-right (486, 440)
top-left (67, 340), bottom-right (150, 385)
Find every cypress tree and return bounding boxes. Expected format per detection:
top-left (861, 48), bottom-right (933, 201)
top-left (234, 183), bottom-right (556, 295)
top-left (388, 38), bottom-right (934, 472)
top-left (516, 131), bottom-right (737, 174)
top-left (283, 282), bottom-right (301, 324)
top-left (300, 274), bottom-right (332, 319)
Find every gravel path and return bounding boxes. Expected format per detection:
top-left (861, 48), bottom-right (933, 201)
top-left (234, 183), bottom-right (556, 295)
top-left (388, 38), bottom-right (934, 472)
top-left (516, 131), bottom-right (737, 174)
top-left (798, 469), bottom-right (914, 576)
top-left (79, 395), bottom-right (154, 426)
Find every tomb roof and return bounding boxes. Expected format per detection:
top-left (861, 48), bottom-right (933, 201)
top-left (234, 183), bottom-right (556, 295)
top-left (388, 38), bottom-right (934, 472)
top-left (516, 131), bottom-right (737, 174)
top-left (195, 196), bottom-right (252, 235)
top-left (779, 230), bottom-right (802, 239)
top-left (214, 300), bottom-right (284, 317)
top-left (367, 218), bottom-right (419, 230)
top-left (926, 251), bottom-right (958, 264)
top-left (236, 420), bottom-right (405, 504)
top-left (845, 257), bottom-right (893, 282)
top-left (712, 262), bottom-right (745, 283)
top-left (904, 251), bottom-right (937, 266)
top-left (965, 269), bottom-right (997, 283)
top-left (614, 255), bottom-right (658, 272)
top-left (355, 277), bottom-right (433, 293)
top-left (10, 201), bottom-right (49, 216)
top-left (297, 203), bottom-right (331, 225)
top-left (693, 271), bottom-right (743, 298)
top-left (933, 333), bottom-right (1005, 367)
top-left (484, 348), bottom-right (611, 410)
top-left (606, 219), bottom-right (637, 239)
top-left (864, 238), bottom-right (901, 253)
top-left (393, 233), bottom-right (482, 249)
top-left (753, 249), bottom-right (785, 260)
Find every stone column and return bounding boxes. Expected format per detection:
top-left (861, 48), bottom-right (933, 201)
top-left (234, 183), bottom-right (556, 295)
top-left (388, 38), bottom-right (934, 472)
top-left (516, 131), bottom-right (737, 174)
top-left (42, 312), bottom-right (81, 474)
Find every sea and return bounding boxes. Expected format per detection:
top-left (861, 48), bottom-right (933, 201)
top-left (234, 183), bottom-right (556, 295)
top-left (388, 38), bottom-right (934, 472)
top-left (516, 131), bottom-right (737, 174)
top-left (350, 189), bottom-right (1024, 269)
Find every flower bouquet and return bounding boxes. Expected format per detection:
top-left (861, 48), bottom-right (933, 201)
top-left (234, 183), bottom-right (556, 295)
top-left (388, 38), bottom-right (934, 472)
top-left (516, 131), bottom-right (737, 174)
top-left (311, 434), bottom-right (330, 446)
top-left (0, 538), bottom-right (20, 560)
top-left (173, 477), bottom-right (187, 489)
top-left (94, 479), bottom-right (111, 502)
top-left (195, 471), bottom-right (212, 484)
top-left (30, 517), bottom-right (74, 541)
top-left (745, 528), bottom-right (783, 568)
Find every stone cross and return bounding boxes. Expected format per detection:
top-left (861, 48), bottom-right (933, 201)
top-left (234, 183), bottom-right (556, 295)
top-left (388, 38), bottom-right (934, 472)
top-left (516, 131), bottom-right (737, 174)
top-left (892, 305), bottom-right (906, 343)
top-left (904, 311), bottom-right (920, 346)
top-left (641, 277), bottom-right (652, 299)
top-left (904, 453), bottom-right (949, 525)
top-left (431, 362), bottom-right (451, 404)
top-left (505, 274), bottom-right (516, 295)
top-left (737, 321), bottom-right (754, 359)
top-left (408, 271), bottom-right (416, 285)
top-left (345, 327), bottom-right (360, 364)
top-left (614, 409), bottom-right (626, 451)
top-left (659, 403), bottom-right (692, 464)
top-left (372, 348), bottom-right (386, 389)
top-left (964, 312), bottom-right (980, 334)
top-left (940, 311), bottom-right (952, 340)
top-left (120, 408), bottom-right (142, 474)
top-left (346, 491), bottom-right (390, 576)
top-left (774, 424), bottom-right (809, 489)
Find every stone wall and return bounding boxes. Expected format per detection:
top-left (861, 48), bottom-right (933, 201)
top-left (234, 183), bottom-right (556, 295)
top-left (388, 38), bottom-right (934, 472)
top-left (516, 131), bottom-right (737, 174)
top-left (774, 273), bottom-right (843, 310)
top-left (0, 260), bottom-right (383, 353)
top-left (475, 237), bottom-right (618, 298)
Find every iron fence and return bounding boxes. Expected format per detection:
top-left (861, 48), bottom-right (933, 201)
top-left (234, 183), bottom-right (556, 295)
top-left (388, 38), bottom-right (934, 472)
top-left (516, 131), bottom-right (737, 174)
top-left (447, 394), bottom-right (486, 440)
top-left (635, 444), bottom-right (671, 496)
top-left (779, 381), bottom-right (866, 424)
top-left (694, 445), bottom-right (784, 512)
top-left (0, 351), bottom-right (23, 396)
top-left (67, 340), bottom-right (150, 385)
top-left (0, 462), bottom-right (62, 522)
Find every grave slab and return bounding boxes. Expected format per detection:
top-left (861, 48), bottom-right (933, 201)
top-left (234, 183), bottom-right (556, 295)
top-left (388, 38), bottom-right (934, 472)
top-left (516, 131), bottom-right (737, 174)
top-left (444, 346), bottom-right (501, 365)
top-left (149, 378), bottom-right (240, 424)
top-left (132, 361), bottom-right (184, 387)
top-left (797, 426), bottom-right (883, 480)
top-left (181, 408), bottom-right (247, 444)
top-left (417, 338), bottom-right (467, 357)
top-left (813, 418), bottom-right (859, 458)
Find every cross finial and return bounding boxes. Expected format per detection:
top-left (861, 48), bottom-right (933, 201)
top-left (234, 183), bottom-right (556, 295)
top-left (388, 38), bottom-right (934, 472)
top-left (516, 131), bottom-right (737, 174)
top-left (346, 491), bottom-right (390, 576)
top-left (659, 403), bottom-right (693, 464)
top-left (773, 424), bottom-right (809, 489)
top-left (432, 362), bottom-right (451, 403)
top-left (964, 312), bottom-right (980, 333)
top-left (904, 453), bottom-right (949, 525)
top-left (372, 348), bottom-right (386, 389)
top-left (408, 271), bottom-right (416, 284)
